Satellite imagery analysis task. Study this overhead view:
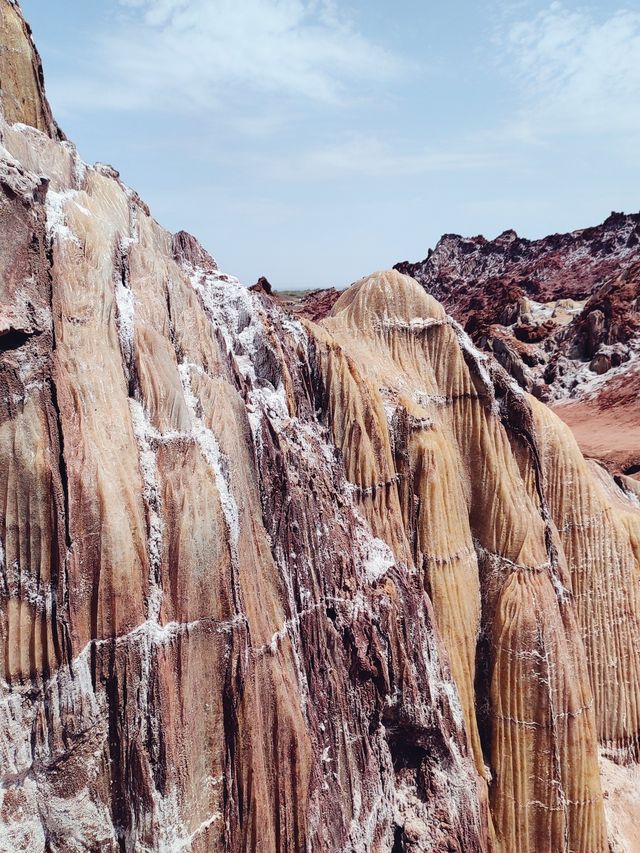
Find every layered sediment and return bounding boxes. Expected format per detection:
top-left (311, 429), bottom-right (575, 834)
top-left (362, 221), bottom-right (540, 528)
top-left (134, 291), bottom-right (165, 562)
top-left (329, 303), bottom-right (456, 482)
top-left (1, 3), bottom-right (640, 851)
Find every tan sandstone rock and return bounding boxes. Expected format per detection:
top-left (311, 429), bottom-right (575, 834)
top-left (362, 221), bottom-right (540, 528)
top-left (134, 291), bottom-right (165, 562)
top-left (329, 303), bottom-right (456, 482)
top-left (1, 4), bottom-right (639, 852)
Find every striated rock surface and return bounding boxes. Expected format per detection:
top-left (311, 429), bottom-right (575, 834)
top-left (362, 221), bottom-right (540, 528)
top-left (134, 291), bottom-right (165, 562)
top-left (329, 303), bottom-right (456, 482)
top-left (1, 3), bottom-right (640, 851)
top-left (317, 274), bottom-right (640, 852)
top-left (395, 220), bottom-right (640, 475)
top-left (0, 0), bottom-right (62, 139)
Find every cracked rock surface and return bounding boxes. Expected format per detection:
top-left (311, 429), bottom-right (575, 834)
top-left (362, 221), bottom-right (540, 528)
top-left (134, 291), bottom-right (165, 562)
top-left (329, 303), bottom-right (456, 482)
top-left (1, 2), bottom-right (640, 851)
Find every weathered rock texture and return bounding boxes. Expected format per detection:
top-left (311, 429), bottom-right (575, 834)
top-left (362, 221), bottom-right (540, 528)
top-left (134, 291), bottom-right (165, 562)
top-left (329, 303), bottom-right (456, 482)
top-left (394, 216), bottom-right (640, 328)
top-left (275, 287), bottom-right (342, 323)
top-left (395, 219), bottom-right (640, 476)
top-left (0, 0), bottom-right (62, 138)
top-left (1, 3), bottom-right (640, 852)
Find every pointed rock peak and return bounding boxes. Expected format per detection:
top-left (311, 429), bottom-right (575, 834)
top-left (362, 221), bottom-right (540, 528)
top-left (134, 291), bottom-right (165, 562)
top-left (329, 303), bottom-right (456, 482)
top-left (495, 228), bottom-right (518, 243)
top-left (171, 230), bottom-right (218, 273)
top-left (250, 275), bottom-right (273, 295)
top-left (0, 0), bottom-right (63, 138)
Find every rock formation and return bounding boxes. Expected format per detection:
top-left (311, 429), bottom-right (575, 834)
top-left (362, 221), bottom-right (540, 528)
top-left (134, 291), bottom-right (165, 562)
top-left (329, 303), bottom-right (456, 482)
top-left (394, 216), bottom-right (640, 326)
top-left (1, 2), bottom-right (640, 851)
top-left (0, 0), bottom-right (62, 139)
top-left (275, 287), bottom-right (342, 323)
top-left (395, 220), bottom-right (640, 476)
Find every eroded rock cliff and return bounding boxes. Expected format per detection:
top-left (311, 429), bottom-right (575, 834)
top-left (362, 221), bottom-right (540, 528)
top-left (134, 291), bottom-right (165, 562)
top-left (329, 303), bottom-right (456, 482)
top-left (1, 3), bottom-right (640, 852)
top-left (395, 218), bottom-right (640, 477)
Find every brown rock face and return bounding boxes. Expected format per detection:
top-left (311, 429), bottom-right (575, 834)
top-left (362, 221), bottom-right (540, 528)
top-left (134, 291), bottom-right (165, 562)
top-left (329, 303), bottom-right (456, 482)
top-left (1, 4), bottom-right (640, 852)
top-left (395, 220), bottom-right (640, 476)
top-left (249, 276), bottom-right (273, 295)
top-left (172, 229), bottom-right (219, 274)
top-left (0, 0), bottom-right (62, 138)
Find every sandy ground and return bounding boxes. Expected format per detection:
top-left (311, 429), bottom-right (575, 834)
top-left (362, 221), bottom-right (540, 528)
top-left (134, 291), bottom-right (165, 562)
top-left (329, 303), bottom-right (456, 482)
top-left (552, 368), bottom-right (640, 475)
top-left (601, 755), bottom-right (640, 853)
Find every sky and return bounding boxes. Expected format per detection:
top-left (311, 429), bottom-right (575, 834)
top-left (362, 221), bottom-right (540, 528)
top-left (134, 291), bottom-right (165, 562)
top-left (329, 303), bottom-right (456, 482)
top-left (21, 0), bottom-right (640, 289)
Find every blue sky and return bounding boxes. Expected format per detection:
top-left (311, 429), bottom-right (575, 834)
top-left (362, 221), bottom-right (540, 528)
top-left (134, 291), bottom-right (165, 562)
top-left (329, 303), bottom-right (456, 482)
top-left (21, 0), bottom-right (640, 289)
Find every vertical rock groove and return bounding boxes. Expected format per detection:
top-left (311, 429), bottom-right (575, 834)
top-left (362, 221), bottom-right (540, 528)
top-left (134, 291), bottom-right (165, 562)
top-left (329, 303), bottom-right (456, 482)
top-left (0, 3), bottom-right (639, 851)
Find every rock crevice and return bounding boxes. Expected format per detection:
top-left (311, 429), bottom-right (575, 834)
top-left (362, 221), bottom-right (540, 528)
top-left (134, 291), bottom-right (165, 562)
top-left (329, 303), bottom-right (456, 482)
top-left (1, 3), bottom-right (639, 851)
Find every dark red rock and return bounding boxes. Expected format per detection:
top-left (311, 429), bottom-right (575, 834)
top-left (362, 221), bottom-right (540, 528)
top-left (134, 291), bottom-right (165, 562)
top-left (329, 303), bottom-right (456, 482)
top-left (278, 287), bottom-right (342, 322)
top-left (395, 214), bottom-right (640, 330)
top-left (568, 262), bottom-right (640, 358)
top-left (249, 275), bottom-right (273, 295)
top-left (172, 229), bottom-right (218, 272)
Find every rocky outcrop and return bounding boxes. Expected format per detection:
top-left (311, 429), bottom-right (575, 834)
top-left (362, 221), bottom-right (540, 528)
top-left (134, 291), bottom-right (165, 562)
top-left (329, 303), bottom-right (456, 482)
top-left (0, 136), bottom-right (486, 851)
top-left (394, 216), bottom-right (640, 328)
top-left (172, 230), bottom-right (219, 274)
top-left (317, 274), bottom-right (640, 852)
top-left (275, 287), bottom-right (342, 322)
top-left (249, 276), bottom-right (273, 295)
top-left (0, 0), bottom-right (62, 139)
top-left (1, 3), bottom-right (640, 851)
top-left (395, 220), bottom-right (640, 475)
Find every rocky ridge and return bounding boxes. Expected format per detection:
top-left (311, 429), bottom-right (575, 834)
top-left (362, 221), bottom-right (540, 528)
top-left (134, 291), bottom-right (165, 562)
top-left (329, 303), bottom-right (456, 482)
top-left (274, 286), bottom-right (342, 324)
top-left (395, 219), bottom-right (640, 475)
top-left (394, 215), bottom-right (640, 317)
top-left (1, 2), bottom-right (640, 852)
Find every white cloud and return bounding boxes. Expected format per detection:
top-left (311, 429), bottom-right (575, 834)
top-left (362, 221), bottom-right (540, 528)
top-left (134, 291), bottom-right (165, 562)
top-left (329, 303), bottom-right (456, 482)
top-left (58, 0), bottom-right (404, 112)
top-left (278, 133), bottom-right (507, 179)
top-left (502, 2), bottom-right (640, 136)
